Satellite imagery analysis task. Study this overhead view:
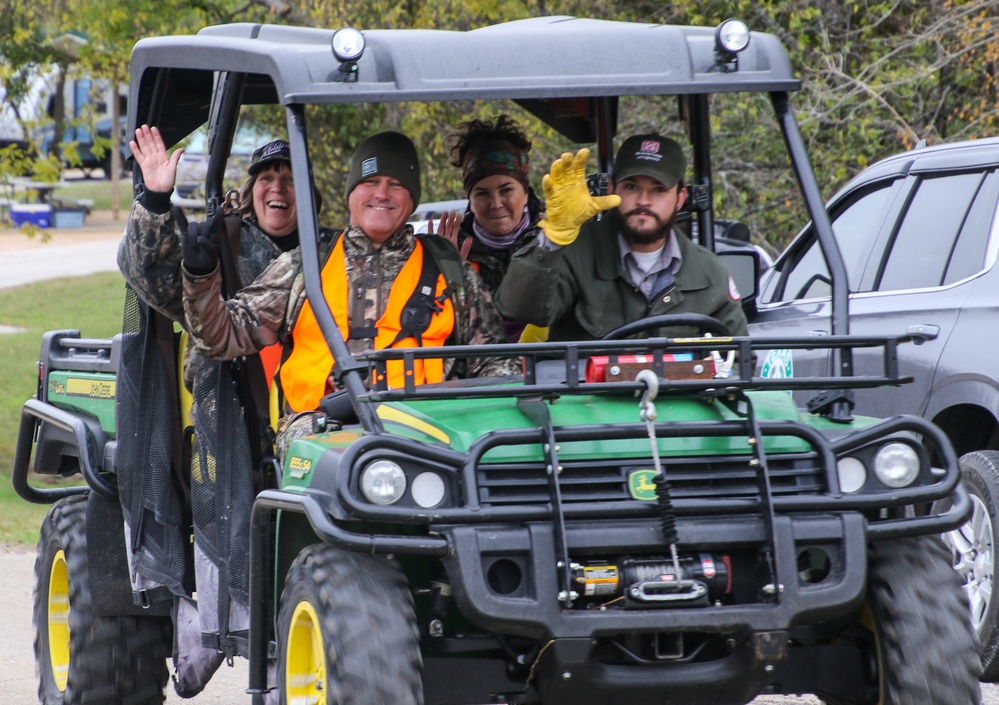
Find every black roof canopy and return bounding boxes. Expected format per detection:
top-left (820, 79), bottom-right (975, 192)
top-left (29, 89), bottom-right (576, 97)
top-left (128, 16), bottom-right (800, 149)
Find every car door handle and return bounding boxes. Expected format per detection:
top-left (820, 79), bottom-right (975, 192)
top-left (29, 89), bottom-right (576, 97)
top-left (906, 324), bottom-right (939, 342)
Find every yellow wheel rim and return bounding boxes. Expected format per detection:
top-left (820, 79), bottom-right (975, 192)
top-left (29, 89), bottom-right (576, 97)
top-left (286, 600), bottom-right (327, 704)
top-left (47, 549), bottom-right (70, 692)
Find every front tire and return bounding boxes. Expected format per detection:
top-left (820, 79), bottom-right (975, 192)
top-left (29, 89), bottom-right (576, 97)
top-left (33, 495), bottom-right (172, 705)
top-left (277, 544), bottom-right (422, 705)
top-left (821, 536), bottom-right (981, 704)
top-left (941, 450), bottom-right (999, 680)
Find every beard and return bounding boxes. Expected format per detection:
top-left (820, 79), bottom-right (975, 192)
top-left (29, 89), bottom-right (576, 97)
top-left (613, 206), bottom-right (676, 247)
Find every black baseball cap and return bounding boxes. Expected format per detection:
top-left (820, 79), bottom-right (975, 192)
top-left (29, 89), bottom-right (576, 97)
top-left (613, 134), bottom-right (686, 188)
top-left (248, 139), bottom-right (291, 176)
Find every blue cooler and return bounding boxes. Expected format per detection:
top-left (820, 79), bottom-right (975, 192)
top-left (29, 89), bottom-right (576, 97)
top-left (9, 203), bottom-right (53, 228)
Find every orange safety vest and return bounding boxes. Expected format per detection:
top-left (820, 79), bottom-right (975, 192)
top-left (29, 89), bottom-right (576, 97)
top-left (279, 237), bottom-right (456, 411)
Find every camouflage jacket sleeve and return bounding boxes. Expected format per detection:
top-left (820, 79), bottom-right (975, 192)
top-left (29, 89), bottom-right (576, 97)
top-left (117, 199), bottom-right (189, 322)
top-left (182, 248), bottom-right (304, 360)
top-left (455, 260), bottom-right (521, 378)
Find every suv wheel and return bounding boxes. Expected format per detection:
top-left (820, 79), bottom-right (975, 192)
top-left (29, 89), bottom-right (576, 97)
top-left (941, 450), bottom-right (999, 680)
top-left (33, 495), bottom-right (172, 705)
top-left (277, 545), bottom-right (422, 705)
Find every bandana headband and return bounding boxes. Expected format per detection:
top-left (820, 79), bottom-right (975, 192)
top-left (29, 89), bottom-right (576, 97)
top-left (461, 139), bottom-right (529, 195)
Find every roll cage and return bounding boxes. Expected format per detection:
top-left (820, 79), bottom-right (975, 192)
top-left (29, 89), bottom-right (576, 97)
top-left (127, 16), bottom-right (852, 429)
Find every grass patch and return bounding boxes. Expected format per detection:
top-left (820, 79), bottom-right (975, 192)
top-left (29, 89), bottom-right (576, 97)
top-left (53, 178), bottom-right (133, 211)
top-left (0, 272), bottom-right (125, 545)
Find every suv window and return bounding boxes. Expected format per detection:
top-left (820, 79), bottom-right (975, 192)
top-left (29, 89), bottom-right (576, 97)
top-left (945, 170), bottom-right (999, 285)
top-left (762, 181), bottom-right (898, 302)
top-left (877, 171), bottom-right (990, 291)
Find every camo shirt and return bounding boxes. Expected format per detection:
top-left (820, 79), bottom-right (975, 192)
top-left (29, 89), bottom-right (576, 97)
top-left (118, 199), bottom-right (291, 324)
top-left (183, 223), bottom-right (519, 382)
top-left (118, 199), bottom-right (296, 387)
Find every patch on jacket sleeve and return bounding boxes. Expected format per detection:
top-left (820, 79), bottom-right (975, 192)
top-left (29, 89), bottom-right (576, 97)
top-left (728, 276), bottom-right (741, 301)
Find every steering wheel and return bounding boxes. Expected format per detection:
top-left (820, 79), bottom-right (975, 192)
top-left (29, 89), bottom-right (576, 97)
top-left (601, 313), bottom-right (732, 341)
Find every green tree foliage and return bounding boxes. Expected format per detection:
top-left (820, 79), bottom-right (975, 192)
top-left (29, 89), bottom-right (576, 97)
top-left (543, 0), bottom-right (999, 251)
top-left (935, 0), bottom-right (999, 139)
top-left (8, 0), bottom-right (999, 249)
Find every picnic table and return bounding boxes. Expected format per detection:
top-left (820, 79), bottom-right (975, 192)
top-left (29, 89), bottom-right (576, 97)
top-left (4, 178), bottom-right (92, 228)
top-left (8, 178), bottom-right (67, 204)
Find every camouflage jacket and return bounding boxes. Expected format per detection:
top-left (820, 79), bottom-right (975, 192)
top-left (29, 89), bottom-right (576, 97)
top-left (183, 223), bottom-right (518, 382)
top-left (118, 199), bottom-right (289, 324)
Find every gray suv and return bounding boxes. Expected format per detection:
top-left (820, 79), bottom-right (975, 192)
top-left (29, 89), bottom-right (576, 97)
top-left (749, 136), bottom-right (999, 678)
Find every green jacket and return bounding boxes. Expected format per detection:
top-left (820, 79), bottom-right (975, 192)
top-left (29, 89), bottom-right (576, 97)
top-left (495, 214), bottom-right (749, 341)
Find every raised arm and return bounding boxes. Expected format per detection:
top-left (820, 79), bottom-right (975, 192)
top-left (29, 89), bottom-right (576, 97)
top-left (183, 249), bottom-right (302, 360)
top-left (117, 125), bottom-right (190, 322)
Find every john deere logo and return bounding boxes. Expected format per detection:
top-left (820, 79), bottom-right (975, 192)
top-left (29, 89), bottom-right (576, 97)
top-left (629, 469), bottom-right (658, 501)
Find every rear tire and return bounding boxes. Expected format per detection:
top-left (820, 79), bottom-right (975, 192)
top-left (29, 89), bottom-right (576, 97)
top-left (277, 544), bottom-right (422, 705)
top-left (33, 495), bottom-right (172, 705)
top-left (820, 536), bottom-right (981, 704)
top-left (941, 450), bottom-right (999, 680)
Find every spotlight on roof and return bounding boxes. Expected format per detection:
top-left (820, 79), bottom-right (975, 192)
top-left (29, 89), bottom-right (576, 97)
top-left (331, 27), bottom-right (365, 82)
top-left (714, 19), bottom-right (750, 73)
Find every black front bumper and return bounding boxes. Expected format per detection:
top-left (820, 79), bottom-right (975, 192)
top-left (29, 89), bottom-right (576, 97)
top-left (428, 512), bottom-right (866, 703)
top-left (439, 512), bottom-right (868, 639)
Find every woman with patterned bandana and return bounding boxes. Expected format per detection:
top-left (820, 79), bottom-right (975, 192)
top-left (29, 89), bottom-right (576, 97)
top-left (438, 114), bottom-right (547, 342)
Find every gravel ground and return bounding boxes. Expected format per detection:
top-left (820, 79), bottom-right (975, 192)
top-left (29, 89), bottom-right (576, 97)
top-left (0, 209), bottom-right (124, 292)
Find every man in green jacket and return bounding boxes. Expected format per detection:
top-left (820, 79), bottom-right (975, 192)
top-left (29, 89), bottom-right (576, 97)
top-left (495, 134), bottom-right (748, 341)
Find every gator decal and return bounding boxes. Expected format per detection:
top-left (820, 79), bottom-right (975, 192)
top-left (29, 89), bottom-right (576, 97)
top-left (288, 455), bottom-right (313, 480)
top-left (64, 377), bottom-right (116, 399)
top-left (49, 377), bottom-right (116, 400)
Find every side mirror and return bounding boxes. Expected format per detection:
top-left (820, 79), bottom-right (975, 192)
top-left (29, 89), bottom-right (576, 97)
top-left (716, 249), bottom-right (760, 308)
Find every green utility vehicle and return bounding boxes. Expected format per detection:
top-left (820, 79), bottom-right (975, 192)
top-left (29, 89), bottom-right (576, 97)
top-left (13, 16), bottom-right (981, 705)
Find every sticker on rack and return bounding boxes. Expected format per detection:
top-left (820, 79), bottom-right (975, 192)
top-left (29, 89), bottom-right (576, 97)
top-left (760, 348), bottom-right (794, 393)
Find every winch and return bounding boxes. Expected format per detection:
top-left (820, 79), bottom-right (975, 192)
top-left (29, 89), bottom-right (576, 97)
top-left (571, 554), bottom-right (731, 607)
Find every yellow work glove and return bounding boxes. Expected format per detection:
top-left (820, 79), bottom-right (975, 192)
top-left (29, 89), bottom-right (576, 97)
top-left (538, 148), bottom-right (621, 246)
top-left (518, 324), bottom-right (549, 343)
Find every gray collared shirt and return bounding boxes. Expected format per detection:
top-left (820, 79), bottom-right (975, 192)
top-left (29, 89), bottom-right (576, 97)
top-left (618, 230), bottom-right (682, 301)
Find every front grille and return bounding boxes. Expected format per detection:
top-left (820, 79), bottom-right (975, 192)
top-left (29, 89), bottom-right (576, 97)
top-left (477, 452), bottom-right (825, 506)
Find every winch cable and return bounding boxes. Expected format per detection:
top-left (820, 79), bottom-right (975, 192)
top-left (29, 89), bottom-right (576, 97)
top-left (636, 370), bottom-right (683, 580)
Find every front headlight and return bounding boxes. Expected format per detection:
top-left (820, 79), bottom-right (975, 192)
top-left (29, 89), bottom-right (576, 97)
top-left (411, 472), bottom-right (447, 508)
top-left (836, 456), bottom-right (867, 493)
top-left (360, 459), bottom-right (407, 505)
top-left (873, 443), bottom-right (920, 488)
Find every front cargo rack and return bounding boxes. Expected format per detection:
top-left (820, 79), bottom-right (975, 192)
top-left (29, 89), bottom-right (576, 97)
top-left (351, 333), bottom-right (909, 401)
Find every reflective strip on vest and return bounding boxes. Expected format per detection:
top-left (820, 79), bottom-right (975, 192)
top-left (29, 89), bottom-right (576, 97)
top-left (279, 238), bottom-right (455, 411)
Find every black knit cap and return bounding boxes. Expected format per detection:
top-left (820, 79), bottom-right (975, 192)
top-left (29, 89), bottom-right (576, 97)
top-left (345, 131), bottom-right (421, 206)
